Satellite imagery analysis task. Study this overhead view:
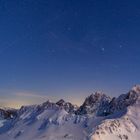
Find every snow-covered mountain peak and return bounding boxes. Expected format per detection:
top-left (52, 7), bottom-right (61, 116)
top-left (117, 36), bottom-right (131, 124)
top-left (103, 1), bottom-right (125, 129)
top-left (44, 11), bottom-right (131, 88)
top-left (131, 85), bottom-right (140, 93)
top-left (56, 99), bottom-right (78, 113)
top-left (56, 99), bottom-right (66, 106)
top-left (84, 92), bottom-right (111, 105)
top-left (41, 100), bottom-right (55, 108)
top-left (76, 92), bottom-right (111, 115)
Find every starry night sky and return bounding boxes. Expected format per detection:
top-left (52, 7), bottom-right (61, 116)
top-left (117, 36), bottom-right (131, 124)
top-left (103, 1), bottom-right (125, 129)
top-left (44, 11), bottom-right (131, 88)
top-left (0, 0), bottom-right (140, 108)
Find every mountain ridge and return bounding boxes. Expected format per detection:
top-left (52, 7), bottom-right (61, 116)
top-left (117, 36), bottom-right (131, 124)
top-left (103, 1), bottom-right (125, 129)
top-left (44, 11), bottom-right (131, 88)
top-left (0, 85), bottom-right (140, 140)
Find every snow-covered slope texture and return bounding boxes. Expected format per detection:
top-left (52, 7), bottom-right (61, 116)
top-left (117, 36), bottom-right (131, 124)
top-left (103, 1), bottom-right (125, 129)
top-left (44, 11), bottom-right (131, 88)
top-left (0, 85), bottom-right (140, 140)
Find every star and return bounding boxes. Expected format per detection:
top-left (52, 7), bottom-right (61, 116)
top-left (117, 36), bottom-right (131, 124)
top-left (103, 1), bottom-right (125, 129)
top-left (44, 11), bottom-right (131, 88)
top-left (101, 47), bottom-right (105, 52)
top-left (119, 45), bottom-right (123, 48)
top-left (67, 27), bottom-right (72, 31)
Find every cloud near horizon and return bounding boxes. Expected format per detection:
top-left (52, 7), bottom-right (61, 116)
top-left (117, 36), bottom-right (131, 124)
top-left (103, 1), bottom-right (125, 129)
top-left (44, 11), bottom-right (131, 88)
top-left (0, 90), bottom-right (50, 108)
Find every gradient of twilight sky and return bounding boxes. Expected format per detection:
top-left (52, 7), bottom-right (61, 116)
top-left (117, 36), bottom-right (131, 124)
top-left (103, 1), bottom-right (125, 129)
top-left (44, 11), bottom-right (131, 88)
top-left (0, 0), bottom-right (140, 108)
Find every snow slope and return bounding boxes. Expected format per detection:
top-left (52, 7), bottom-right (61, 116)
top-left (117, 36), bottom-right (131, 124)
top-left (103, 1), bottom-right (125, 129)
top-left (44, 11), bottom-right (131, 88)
top-left (90, 100), bottom-right (140, 140)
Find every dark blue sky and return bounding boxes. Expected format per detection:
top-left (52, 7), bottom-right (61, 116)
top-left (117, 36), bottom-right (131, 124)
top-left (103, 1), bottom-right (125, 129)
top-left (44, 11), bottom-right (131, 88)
top-left (0, 0), bottom-right (140, 107)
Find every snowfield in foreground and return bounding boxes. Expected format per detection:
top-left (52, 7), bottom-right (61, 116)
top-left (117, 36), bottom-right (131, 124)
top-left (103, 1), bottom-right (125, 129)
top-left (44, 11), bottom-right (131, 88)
top-left (0, 85), bottom-right (140, 140)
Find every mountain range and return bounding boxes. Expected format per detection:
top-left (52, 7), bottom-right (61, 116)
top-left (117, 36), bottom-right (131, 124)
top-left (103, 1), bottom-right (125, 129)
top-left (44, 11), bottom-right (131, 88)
top-left (0, 85), bottom-right (140, 140)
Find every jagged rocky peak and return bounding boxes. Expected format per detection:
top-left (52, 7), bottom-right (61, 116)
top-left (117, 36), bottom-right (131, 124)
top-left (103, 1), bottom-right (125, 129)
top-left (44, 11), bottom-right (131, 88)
top-left (56, 99), bottom-right (78, 113)
top-left (131, 85), bottom-right (140, 93)
top-left (41, 99), bottom-right (55, 107)
top-left (56, 99), bottom-right (66, 106)
top-left (76, 92), bottom-right (112, 115)
top-left (0, 108), bottom-right (17, 119)
top-left (36, 100), bottom-right (60, 111)
top-left (19, 100), bottom-right (53, 111)
top-left (84, 92), bottom-right (111, 105)
top-left (117, 85), bottom-right (140, 104)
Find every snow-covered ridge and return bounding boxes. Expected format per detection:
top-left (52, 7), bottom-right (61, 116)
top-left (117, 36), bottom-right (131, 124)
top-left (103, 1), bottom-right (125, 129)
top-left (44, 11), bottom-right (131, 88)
top-left (0, 85), bottom-right (140, 140)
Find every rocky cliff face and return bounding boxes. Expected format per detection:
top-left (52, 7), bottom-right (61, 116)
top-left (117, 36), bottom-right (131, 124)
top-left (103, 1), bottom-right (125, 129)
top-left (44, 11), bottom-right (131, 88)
top-left (76, 92), bottom-right (111, 116)
top-left (0, 108), bottom-right (17, 119)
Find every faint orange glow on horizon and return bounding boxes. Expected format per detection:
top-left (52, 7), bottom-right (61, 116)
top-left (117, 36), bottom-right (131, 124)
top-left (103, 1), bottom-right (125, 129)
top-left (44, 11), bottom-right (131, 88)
top-left (0, 96), bottom-right (83, 109)
top-left (0, 99), bottom-right (26, 109)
